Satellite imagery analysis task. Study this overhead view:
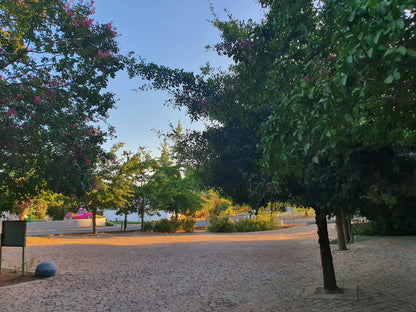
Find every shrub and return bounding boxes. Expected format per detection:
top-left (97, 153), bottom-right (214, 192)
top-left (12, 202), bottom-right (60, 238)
top-left (293, 205), bottom-right (315, 217)
top-left (181, 218), bottom-right (196, 233)
top-left (46, 205), bottom-right (73, 220)
top-left (105, 221), bottom-right (114, 226)
top-left (234, 217), bottom-right (260, 232)
top-left (235, 212), bottom-right (280, 232)
top-left (142, 221), bottom-right (154, 232)
top-left (153, 219), bottom-right (181, 233)
top-left (351, 221), bottom-right (379, 236)
top-left (194, 189), bottom-right (241, 218)
top-left (208, 215), bottom-right (235, 233)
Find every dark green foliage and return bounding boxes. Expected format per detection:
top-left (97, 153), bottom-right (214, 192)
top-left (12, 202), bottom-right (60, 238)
top-left (234, 214), bottom-right (278, 232)
top-left (182, 218), bottom-right (196, 233)
top-left (142, 221), bottom-right (154, 232)
top-left (352, 145), bottom-right (416, 235)
top-left (350, 222), bottom-right (378, 236)
top-left (152, 219), bottom-right (182, 233)
top-left (46, 205), bottom-right (73, 221)
top-left (208, 215), bottom-right (235, 233)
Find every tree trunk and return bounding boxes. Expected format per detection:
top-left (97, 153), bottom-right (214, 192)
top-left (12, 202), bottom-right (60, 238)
top-left (315, 211), bottom-right (338, 291)
top-left (123, 212), bottom-right (127, 231)
top-left (92, 208), bottom-right (97, 234)
top-left (335, 207), bottom-right (347, 250)
top-left (343, 217), bottom-right (351, 243)
top-left (140, 206), bottom-right (145, 232)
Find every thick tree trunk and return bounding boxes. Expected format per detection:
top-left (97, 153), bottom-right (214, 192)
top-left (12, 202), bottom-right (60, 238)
top-left (315, 212), bottom-right (338, 291)
top-left (335, 207), bottom-right (347, 250)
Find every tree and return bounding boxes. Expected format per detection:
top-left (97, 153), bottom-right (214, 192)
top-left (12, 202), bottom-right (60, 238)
top-left (259, 0), bottom-right (416, 289)
top-left (130, 0), bottom-right (415, 292)
top-left (85, 144), bottom-right (148, 234)
top-left (0, 0), bottom-right (128, 213)
top-left (146, 127), bottom-right (202, 220)
top-left (122, 148), bottom-right (157, 231)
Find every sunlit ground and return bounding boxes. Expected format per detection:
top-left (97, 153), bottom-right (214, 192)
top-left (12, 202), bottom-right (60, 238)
top-left (26, 227), bottom-right (318, 247)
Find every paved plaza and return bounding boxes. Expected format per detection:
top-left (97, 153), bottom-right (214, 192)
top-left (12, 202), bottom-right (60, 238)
top-left (0, 223), bottom-right (415, 312)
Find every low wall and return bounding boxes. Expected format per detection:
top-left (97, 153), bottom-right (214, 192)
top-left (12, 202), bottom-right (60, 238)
top-left (25, 218), bottom-right (106, 230)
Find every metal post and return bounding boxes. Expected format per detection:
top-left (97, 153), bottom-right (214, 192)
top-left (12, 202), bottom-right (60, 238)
top-left (0, 246), bottom-right (2, 274)
top-left (22, 246), bottom-right (25, 275)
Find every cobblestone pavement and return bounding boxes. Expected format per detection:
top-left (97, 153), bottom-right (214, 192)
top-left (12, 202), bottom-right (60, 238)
top-left (0, 224), bottom-right (415, 312)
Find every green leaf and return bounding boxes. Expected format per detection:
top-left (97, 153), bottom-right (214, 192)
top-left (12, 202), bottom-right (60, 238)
top-left (397, 46), bottom-right (406, 56)
top-left (344, 114), bottom-right (353, 123)
top-left (384, 48), bottom-right (396, 57)
top-left (395, 18), bottom-right (404, 29)
top-left (384, 75), bottom-right (394, 84)
top-left (340, 73), bottom-right (348, 86)
top-left (347, 55), bottom-right (353, 63)
top-left (348, 10), bottom-right (356, 22)
top-left (373, 31), bottom-right (381, 44)
top-left (393, 69), bottom-right (400, 80)
top-left (406, 49), bottom-right (416, 57)
top-left (312, 156), bottom-right (319, 164)
top-left (367, 48), bottom-right (373, 58)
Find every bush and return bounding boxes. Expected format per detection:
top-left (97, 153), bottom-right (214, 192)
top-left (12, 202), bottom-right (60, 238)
top-left (181, 218), bottom-right (196, 233)
top-left (208, 215), bottom-right (235, 233)
top-left (234, 217), bottom-right (260, 232)
top-left (194, 189), bottom-right (242, 219)
top-left (351, 221), bottom-right (380, 236)
top-left (152, 219), bottom-right (181, 233)
top-left (46, 205), bottom-right (73, 220)
top-left (142, 221), bottom-right (154, 232)
top-left (105, 221), bottom-right (114, 226)
top-left (235, 212), bottom-right (279, 232)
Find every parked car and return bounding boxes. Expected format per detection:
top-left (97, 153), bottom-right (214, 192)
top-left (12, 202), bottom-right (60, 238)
top-left (65, 208), bottom-right (93, 220)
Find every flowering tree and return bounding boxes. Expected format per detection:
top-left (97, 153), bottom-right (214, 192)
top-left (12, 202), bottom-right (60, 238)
top-left (131, 0), bottom-right (415, 292)
top-left (0, 0), bottom-right (126, 213)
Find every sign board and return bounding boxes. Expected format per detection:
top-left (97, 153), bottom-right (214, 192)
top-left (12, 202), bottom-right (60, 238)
top-left (1, 220), bottom-right (26, 247)
top-left (0, 220), bottom-right (27, 274)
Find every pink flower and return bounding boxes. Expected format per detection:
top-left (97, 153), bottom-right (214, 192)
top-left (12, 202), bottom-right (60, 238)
top-left (248, 55), bottom-right (253, 63)
top-left (72, 159), bottom-right (77, 164)
top-left (128, 51), bottom-right (135, 57)
top-left (34, 96), bottom-right (41, 104)
top-left (304, 76), bottom-right (310, 82)
top-left (14, 93), bottom-right (21, 99)
top-left (98, 50), bottom-right (114, 58)
top-left (201, 100), bottom-right (208, 105)
top-left (83, 18), bottom-right (94, 28)
top-left (7, 109), bottom-right (17, 116)
top-left (327, 54), bottom-right (335, 62)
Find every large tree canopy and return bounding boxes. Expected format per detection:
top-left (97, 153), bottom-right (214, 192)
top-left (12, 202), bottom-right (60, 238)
top-left (0, 0), bottom-right (127, 212)
top-left (130, 0), bottom-right (416, 291)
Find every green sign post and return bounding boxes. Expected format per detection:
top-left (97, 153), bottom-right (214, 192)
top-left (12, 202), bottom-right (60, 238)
top-left (0, 220), bottom-right (27, 275)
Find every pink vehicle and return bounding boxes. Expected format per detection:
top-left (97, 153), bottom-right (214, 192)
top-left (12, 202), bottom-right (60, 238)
top-left (65, 208), bottom-right (93, 219)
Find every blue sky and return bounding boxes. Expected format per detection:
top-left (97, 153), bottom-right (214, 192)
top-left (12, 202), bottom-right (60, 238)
top-left (92, 1), bottom-right (264, 156)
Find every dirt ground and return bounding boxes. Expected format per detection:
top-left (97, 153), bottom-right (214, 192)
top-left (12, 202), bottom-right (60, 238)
top-left (0, 269), bottom-right (38, 287)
